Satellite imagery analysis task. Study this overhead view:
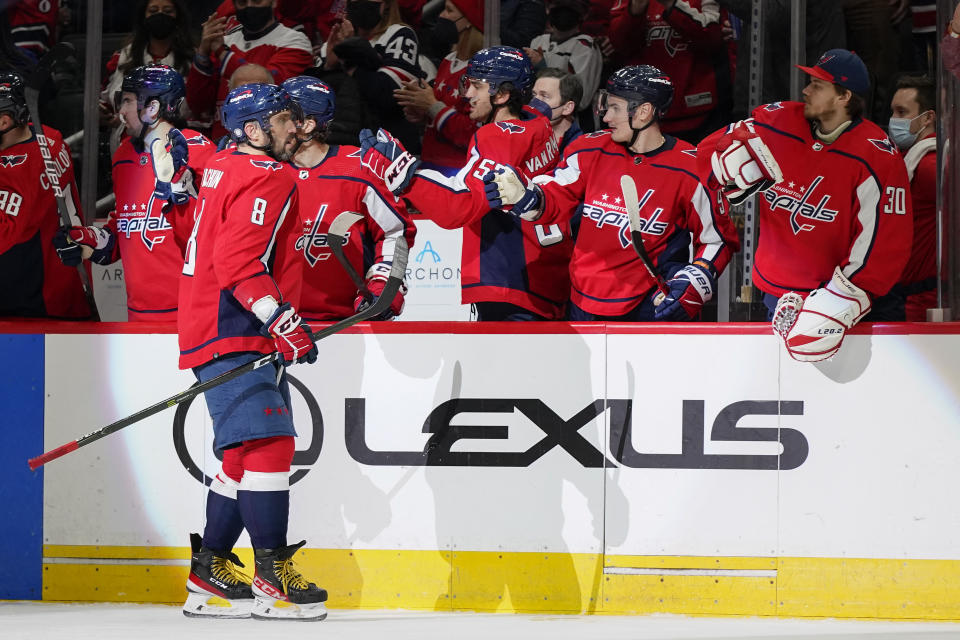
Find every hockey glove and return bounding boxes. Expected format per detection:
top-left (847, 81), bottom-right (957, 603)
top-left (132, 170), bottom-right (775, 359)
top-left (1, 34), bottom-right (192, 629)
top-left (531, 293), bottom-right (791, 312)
top-left (52, 225), bottom-right (116, 266)
top-left (147, 127), bottom-right (190, 206)
top-left (711, 120), bottom-right (783, 205)
top-left (653, 261), bottom-right (716, 321)
top-left (354, 261), bottom-right (407, 320)
top-left (358, 128), bottom-right (420, 195)
top-left (261, 302), bottom-right (319, 366)
top-left (777, 267), bottom-right (872, 362)
top-left (482, 166), bottom-right (543, 221)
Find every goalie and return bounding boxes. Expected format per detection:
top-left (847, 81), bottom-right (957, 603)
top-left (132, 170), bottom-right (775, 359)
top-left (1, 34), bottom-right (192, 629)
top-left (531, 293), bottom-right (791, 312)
top-left (697, 49), bottom-right (913, 362)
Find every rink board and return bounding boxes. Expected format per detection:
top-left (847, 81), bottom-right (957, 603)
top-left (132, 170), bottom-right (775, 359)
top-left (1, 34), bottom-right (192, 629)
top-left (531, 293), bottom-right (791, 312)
top-left (5, 321), bottom-right (960, 619)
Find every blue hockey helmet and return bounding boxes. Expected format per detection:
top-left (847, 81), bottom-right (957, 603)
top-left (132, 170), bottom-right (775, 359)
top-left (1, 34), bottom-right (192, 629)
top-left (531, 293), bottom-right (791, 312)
top-left (220, 83), bottom-right (294, 143)
top-left (119, 64), bottom-right (185, 120)
top-left (0, 72), bottom-right (27, 125)
top-left (463, 46), bottom-right (533, 96)
top-left (281, 76), bottom-right (335, 126)
top-left (597, 65), bottom-right (674, 121)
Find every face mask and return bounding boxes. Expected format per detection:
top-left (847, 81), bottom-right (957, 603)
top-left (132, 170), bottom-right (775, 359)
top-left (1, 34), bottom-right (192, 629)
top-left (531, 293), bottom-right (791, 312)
top-left (888, 113), bottom-right (926, 150)
top-left (347, 1), bottom-right (383, 31)
top-left (144, 13), bottom-right (177, 39)
top-left (236, 5), bottom-right (274, 32)
top-left (430, 18), bottom-right (460, 49)
top-left (548, 7), bottom-right (581, 32)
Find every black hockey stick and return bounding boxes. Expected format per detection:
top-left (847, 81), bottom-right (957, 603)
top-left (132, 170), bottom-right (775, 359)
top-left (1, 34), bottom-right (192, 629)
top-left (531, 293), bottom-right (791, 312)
top-left (23, 42), bottom-right (100, 320)
top-left (326, 210), bottom-right (373, 302)
top-left (27, 237), bottom-right (409, 471)
top-left (619, 174), bottom-right (670, 299)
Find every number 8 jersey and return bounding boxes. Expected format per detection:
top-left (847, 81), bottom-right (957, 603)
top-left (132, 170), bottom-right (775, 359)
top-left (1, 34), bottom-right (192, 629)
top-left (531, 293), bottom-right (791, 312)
top-left (698, 101), bottom-right (913, 299)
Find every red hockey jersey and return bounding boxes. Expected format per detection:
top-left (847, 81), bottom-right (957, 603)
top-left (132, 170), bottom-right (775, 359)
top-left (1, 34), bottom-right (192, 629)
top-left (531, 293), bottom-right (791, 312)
top-left (178, 151), bottom-right (303, 369)
top-left (535, 132), bottom-right (738, 316)
top-left (288, 144), bottom-right (415, 321)
top-left (107, 130), bottom-right (216, 321)
top-left (187, 22), bottom-right (313, 139)
top-left (9, 0), bottom-right (59, 58)
top-left (698, 102), bottom-right (913, 298)
top-left (421, 53), bottom-right (476, 169)
top-left (0, 125), bottom-right (89, 319)
top-left (408, 105), bottom-right (572, 318)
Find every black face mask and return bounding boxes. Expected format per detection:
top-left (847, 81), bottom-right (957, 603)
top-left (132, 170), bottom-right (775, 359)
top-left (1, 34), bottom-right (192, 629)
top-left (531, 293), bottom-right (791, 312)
top-left (236, 5), bottom-right (274, 32)
top-left (549, 7), bottom-right (580, 32)
top-left (424, 17), bottom-right (460, 58)
top-left (144, 13), bottom-right (177, 39)
top-left (347, 1), bottom-right (383, 31)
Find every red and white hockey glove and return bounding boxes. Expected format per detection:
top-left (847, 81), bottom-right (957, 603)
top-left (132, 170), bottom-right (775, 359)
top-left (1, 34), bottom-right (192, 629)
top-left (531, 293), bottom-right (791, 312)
top-left (354, 261), bottom-right (407, 320)
top-left (233, 274), bottom-right (318, 366)
top-left (146, 126), bottom-right (191, 206)
top-left (52, 225), bottom-right (115, 266)
top-left (653, 261), bottom-right (716, 321)
top-left (775, 267), bottom-right (872, 362)
top-left (711, 120), bottom-right (783, 205)
top-left (358, 128), bottom-right (421, 195)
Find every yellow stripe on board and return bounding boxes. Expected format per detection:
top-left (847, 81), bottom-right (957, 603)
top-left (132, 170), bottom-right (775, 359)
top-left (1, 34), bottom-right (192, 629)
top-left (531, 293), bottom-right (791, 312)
top-left (41, 547), bottom-right (960, 620)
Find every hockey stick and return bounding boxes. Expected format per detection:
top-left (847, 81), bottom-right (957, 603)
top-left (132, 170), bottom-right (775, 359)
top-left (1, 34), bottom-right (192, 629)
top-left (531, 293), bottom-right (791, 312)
top-left (27, 237), bottom-right (409, 471)
top-left (619, 174), bottom-right (670, 299)
top-left (326, 210), bottom-right (373, 302)
top-left (23, 42), bottom-right (101, 321)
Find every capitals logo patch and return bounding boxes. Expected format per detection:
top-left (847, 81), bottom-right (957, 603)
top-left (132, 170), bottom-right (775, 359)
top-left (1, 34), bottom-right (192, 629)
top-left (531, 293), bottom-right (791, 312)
top-left (496, 121), bottom-right (525, 134)
top-left (868, 138), bottom-right (896, 155)
top-left (0, 154), bottom-right (27, 167)
top-left (185, 135), bottom-right (209, 146)
top-left (763, 102), bottom-right (785, 111)
top-left (250, 159), bottom-right (283, 171)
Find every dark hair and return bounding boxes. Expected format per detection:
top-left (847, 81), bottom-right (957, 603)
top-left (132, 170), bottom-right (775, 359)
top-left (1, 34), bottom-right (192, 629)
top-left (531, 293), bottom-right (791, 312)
top-left (119, 0), bottom-right (195, 77)
top-left (535, 67), bottom-right (583, 110)
top-left (832, 84), bottom-right (864, 120)
top-left (495, 81), bottom-right (531, 118)
top-left (896, 75), bottom-right (936, 114)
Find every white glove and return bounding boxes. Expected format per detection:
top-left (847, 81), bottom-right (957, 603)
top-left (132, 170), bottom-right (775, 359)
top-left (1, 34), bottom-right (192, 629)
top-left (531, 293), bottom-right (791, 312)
top-left (776, 267), bottom-right (872, 362)
top-left (711, 121), bottom-right (783, 205)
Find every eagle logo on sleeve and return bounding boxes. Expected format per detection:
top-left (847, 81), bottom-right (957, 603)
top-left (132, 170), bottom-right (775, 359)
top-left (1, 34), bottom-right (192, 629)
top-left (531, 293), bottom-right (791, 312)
top-left (0, 154), bottom-right (28, 167)
top-left (249, 159), bottom-right (283, 171)
top-left (868, 138), bottom-right (897, 155)
top-left (495, 121), bottom-right (525, 135)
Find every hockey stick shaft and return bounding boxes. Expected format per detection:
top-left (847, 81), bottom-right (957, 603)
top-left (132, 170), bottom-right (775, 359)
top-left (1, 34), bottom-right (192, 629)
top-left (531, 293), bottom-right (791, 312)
top-left (326, 210), bottom-right (373, 301)
top-left (27, 237), bottom-right (410, 471)
top-left (619, 175), bottom-right (670, 298)
top-left (24, 42), bottom-right (100, 320)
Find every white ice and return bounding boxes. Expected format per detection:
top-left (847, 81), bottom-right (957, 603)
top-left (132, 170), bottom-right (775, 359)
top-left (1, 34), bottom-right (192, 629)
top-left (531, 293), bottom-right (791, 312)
top-left (1, 603), bottom-right (959, 640)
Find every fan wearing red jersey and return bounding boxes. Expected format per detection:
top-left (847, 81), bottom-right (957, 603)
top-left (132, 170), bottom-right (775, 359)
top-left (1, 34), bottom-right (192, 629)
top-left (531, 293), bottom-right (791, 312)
top-left (485, 66), bottom-right (739, 321)
top-left (359, 46), bottom-right (573, 320)
top-left (698, 50), bottom-right (913, 361)
top-left (281, 76), bottom-right (414, 322)
top-left (8, 0), bottom-right (59, 59)
top-left (0, 72), bottom-right (90, 319)
top-left (178, 83), bottom-right (327, 621)
top-left (54, 65), bottom-right (214, 322)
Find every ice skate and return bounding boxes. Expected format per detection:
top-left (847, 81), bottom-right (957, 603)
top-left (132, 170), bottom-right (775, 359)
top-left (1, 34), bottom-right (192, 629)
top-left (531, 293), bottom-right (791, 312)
top-left (182, 533), bottom-right (253, 619)
top-left (251, 540), bottom-right (328, 621)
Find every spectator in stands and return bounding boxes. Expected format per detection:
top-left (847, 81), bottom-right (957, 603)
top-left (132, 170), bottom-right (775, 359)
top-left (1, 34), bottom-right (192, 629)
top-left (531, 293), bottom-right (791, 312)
top-left (869, 75), bottom-right (937, 321)
top-left (394, 0), bottom-right (484, 173)
top-left (101, 0), bottom-right (195, 152)
top-left (320, 0), bottom-right (425, 151)
top-left (608, 0), bottom-right (734, 143)
top-left (186, 0), bottom-right (312, 139)
top-left (0, 10), bottom-right (36, 73)
top-left (944, 1), bottom-right (960, 80)
top-left (228, 62), bottom-right (275, 89)
top-left (8, 0), bottom-right (61, 60)
top-left (841, 0), bottom-right (902, 122)
top-left (501, 0), bottom-right (548, 49)
top-left (532, 67), bottom-right (583, 152)
top-left (306, 37), bottom-right (378, 146)
top-left (525, 0), bottom-right (602, 117)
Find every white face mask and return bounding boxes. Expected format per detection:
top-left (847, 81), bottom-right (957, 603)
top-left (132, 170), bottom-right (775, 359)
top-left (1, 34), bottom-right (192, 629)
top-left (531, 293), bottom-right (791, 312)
top-left (888, 111), bottom-right (930, 150)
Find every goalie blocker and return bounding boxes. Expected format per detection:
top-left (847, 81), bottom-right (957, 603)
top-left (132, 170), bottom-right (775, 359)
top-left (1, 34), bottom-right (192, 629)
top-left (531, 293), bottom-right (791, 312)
top-left (710, 120), bottom-right (783, 205)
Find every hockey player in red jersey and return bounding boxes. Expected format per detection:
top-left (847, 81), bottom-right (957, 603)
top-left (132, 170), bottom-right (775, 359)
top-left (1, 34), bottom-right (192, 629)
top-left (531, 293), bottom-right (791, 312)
top-left (281, 75), bottom-right (414, 321)
top-left (484, 66), bottom-right (738, 320)
top-left (698, 49), bottom-right (913, 361)
top-left (0, 72), bottom-right (90, 319)
top-left (358, 46), bottom-right (573, 320)
top-left (54, 65), bottom-right (215, 322)
top-left (178, 83), bottom-right (327, 621)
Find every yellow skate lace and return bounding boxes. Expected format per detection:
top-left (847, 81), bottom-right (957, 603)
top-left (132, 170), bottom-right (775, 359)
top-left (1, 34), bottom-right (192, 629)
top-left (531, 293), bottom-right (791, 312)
top-left (211, 557), bottom-right (252, 586)
top-left (275, 557), bottom-right (310, 592)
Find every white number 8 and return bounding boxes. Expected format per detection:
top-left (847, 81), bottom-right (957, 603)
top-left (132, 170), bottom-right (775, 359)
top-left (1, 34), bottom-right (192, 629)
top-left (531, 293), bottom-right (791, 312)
top-left (251, 198), bottom-right (267, 225)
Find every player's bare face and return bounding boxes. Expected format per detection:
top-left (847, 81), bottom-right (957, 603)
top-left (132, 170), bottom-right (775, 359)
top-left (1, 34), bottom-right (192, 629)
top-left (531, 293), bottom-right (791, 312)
top-left (465, 79), bottom-right (493, 121)
top-left (602, 95), bottom-right (631, 143)
top-left (117, 92), bottom-right (142, 138)
top-left (268, 110), bottom-right (298, 161)
top-left (802, 78), bottom-right (841, 123)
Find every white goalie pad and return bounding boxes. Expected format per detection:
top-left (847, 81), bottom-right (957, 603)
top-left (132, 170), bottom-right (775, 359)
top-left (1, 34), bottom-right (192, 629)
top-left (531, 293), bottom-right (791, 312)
top-left (780, 267), bottom-right (872, 362)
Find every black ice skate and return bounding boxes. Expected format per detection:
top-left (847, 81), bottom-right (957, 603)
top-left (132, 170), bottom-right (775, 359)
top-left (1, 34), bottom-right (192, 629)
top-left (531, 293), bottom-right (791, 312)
top-left (182, 533), bottom-right (254, 619)
top-left (251, 540), bottom-right (328, 621)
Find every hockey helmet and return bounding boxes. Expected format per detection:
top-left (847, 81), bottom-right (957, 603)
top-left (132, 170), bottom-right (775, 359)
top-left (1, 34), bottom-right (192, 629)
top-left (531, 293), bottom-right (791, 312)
top-left (463, 46), bottom-right (533, 97)
top-left (0, 72), bottom-right (28, 126)
top-left (119, 64), bottom-right (185, 121)
top-left (220, 83), bottom-right (294, 143)
top-left (596, 65), bottom-right (674, 121)
top-left (281, 76), bottom-right (335, 126)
